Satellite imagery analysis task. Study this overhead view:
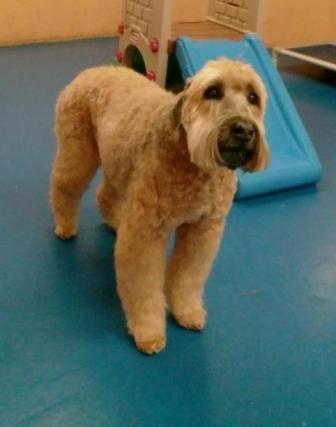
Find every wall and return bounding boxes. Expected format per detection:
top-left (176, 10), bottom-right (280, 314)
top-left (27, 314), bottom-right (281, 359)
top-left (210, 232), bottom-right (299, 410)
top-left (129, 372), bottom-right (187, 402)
top-left (0, 0), bottom-right (209, 46)
top-left (0, 0), bottom-right (123, 45)
top-left (330, 1), bottom-right (336, 39)
top-left (173, 0), bottom-right (208, 22)
top-left (1, 0), bottom-right (335, 47)
top-left (259, 0), bottom-right (335, 47)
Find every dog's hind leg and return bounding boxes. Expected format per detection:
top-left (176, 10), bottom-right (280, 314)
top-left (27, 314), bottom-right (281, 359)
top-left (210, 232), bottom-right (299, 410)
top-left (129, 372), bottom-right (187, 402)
top-left (96, 178), bottom-right (122, 232)
top-left (50, 94), bottom-right (100, 239)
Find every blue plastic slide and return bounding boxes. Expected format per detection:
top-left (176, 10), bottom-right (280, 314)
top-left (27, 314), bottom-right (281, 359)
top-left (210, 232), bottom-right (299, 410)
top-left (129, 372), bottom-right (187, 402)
top-left (175, 35), bottom-right (322, 199)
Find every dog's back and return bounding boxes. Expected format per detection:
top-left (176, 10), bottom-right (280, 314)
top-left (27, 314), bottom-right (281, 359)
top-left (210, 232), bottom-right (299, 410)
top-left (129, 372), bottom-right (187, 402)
top-left (56, 66), bottom-right (170, 121)
top-left (55, 65), bottom-right (175, 155)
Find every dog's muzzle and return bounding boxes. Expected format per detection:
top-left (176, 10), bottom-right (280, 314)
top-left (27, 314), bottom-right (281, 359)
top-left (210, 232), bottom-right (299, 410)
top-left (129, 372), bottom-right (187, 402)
top-left (218, 118), bottom-right (259, 170)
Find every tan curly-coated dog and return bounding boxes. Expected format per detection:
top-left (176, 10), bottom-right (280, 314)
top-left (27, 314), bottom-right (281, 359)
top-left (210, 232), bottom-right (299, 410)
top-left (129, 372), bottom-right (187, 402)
top-left (50, 59), bottom-right (268, 354)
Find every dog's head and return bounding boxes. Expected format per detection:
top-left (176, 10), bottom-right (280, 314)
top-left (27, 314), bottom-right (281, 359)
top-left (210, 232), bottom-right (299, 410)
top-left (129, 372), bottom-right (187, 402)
top-left (173, 58), bottom-right (269, 172)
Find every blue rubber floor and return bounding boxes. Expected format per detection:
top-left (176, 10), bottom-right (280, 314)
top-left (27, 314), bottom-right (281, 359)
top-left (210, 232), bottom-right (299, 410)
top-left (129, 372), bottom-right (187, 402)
top-left (1, 38), bottom-right (335, 427)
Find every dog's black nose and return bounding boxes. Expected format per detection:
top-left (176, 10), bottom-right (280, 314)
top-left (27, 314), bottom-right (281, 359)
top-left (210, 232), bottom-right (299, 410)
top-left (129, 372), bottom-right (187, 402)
top-left (230, 120), bottom-right (255, 143)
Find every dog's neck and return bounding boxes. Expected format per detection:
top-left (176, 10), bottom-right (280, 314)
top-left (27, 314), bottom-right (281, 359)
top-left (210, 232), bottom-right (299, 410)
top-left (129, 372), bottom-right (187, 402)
top-left (169, 122), bottom-right (235, 185)
top-left (166, 124), bottom-right (211, 181)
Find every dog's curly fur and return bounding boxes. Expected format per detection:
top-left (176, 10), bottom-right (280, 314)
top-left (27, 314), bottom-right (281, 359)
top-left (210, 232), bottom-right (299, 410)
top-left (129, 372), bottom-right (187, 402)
top-left (50, 59), bottom-right (268, 354)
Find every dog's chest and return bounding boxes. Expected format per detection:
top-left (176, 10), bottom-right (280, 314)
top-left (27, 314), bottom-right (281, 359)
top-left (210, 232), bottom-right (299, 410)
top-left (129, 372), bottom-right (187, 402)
top-left (157, 168), bottom-right (237, 226)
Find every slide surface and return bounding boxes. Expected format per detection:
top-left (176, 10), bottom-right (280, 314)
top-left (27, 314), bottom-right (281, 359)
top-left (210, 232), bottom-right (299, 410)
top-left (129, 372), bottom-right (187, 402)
top-left (176, 35), bottom-right (322, 199)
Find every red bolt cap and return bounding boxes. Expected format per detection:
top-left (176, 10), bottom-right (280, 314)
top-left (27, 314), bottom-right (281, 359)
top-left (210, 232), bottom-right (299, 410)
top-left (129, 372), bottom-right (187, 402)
top-left (116, 51), bottom-right (123, 63)
top-left (146, 70), bottom-right (156, 81)
top-left (150, 38), bottom-right (159, 53)
top-left (118, 22), bottom-right (125, 35)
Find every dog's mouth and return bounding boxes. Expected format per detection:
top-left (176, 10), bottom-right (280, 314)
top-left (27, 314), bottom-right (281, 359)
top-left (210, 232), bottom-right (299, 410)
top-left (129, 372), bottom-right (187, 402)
top-left (216, 118), bottom-right (259, 171)
top-left (218, 140), bottom-right (256, 171)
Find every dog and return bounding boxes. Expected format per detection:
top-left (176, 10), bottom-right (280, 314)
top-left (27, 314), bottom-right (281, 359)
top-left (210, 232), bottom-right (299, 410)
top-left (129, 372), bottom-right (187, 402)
top-left (50, 59), bottom-right (269, 354)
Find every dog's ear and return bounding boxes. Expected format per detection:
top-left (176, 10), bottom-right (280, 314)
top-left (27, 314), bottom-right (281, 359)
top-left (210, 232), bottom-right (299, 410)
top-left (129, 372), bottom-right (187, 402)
top-left (172, 95), bottom-right (183, 127)
top-left (172, 78), bottom-right (193, 127)
top-left (184, 77), bottom-right (193, 90)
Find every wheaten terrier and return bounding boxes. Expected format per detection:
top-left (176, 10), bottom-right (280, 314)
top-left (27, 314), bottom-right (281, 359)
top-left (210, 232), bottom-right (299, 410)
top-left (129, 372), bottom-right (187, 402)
top-left (50, 59), bottom-right (269, 354)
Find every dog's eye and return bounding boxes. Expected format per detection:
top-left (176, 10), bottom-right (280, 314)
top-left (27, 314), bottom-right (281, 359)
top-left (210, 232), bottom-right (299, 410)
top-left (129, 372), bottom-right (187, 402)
top-left (247, 91), bottom-right (260, 106)
top-left (203, 86), bottom-right (223, 100)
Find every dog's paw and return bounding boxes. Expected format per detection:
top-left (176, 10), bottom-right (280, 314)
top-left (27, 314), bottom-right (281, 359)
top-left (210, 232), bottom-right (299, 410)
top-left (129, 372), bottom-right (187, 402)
top-left (174, 308), bottom-right (206, 331)
top-left (54, 225), bottom-right (77, 240)
top-left (135, 335), bottom-right (166, 355)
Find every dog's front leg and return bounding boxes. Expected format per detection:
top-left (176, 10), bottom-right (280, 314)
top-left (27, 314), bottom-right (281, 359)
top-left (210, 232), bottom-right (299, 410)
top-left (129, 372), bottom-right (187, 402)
top-left (166, 217), bottom-right (225, 330)
top-left (115, 217), bottom-right (168, 354)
